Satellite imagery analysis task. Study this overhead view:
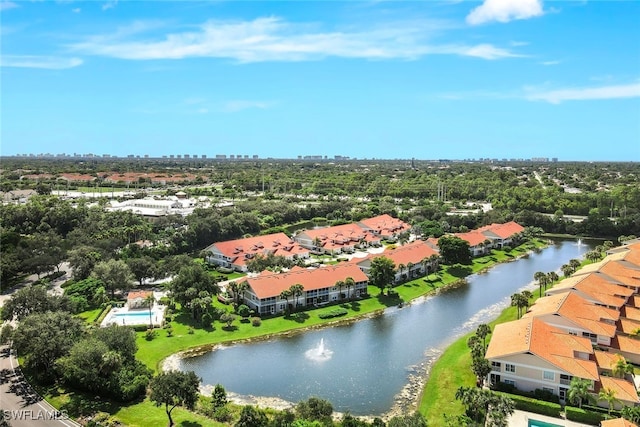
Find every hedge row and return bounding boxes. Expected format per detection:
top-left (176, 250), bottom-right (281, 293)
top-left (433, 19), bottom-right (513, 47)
top-left (565, 406), bottom-right (606, 425)
top-left (94, 304), bottom-right (112, 325)
top-left (318, 308), bottom-right (348, 319)
top-left (496, 392), bottom-right (562, 418)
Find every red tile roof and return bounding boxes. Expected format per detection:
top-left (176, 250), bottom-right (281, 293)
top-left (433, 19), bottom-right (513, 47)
top-left (601, 418), bottom-right (639, 427)
top-left (598, 376), bottom-right (640, 404)
top-left (357, 214), bottom-right (410, 236)
top-left (454, 230), bottom-right (489, 247)
top-left (485, 317), bottom-right (599, 380)
top-left (208, 233), bottom-right (309, 269)
top-left (127, 290), bottom-right (153, 300)
top-left (240, 263), bottom-right (368, 300)
top-left (478, 221), bottom-right (525, 239)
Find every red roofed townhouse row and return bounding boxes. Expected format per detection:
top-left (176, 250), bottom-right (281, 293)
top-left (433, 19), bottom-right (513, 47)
top-left (235, 264), bottom-right (369, 315)
top-left (484, 241), bottom-right (640, 410)
top-left (203, 232), bottom-right (311, 272)
top-left (356, 240), bottom-right (440, 283)
top-left (433, 221), bottom-right (525, 257)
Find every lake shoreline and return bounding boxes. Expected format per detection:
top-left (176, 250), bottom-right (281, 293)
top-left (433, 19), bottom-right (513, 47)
top-left (161, 239), bottom-right (554, 420)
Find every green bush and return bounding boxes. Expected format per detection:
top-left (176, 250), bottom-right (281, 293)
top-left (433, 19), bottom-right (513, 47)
top-left (496, 392), bottom-right (561, 418)
top-left (251, 317), bottom-right (262, 327)
top-left (565, 406), bottom-right (605, 424)
top-left (318, 308), bottom-right (348, 319)
top-left (216, 267), bottom-right (234, 274)
top-left (145, 328), bottom-right (157, 341)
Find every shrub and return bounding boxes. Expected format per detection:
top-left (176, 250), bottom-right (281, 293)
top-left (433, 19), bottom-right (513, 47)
top-left (318, 308), bottom-right (349, 319)
top-left (158, 296), bottom-right (171, 306)
top-left (187, 326), bottom-right (194, 334)
top-left (216, 267), bottom-right (234, 274)
top-left (251, 317), bottom-right (262, 327)
top-left (565, 406), bottom-right (606, 424)
top-left (213, 406), bottom-right (232, 423)
top-left (145, 329), bottom-right (157, 341)
top-left (495, 392), bottom-right (561, 418)
top-left (166, 327), bottom-right (174, 337)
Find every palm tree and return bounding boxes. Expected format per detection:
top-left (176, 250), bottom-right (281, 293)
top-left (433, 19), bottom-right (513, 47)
top-left (534, 271), bottom-right (546, 297)
top-left (612, 355), bottom-right (635, 379)
top-left (562, 264), bottom-right (574, 278)
top-left (289, 284), bottom-right (304, 310)
top-left (145, 293), bottom-right (156, 328)
top-left (521, 290), bottom-right (533, 311)
top-left (568, 378), bottom-right (595, 409)
top-left (335, 280), bottom-right (345, 300)
top-left (569, 259), bottom-right (581, 270)
top-left (344, 277), bottom-right (355, 300)
top-left (546, 271), bottom-right (559, 289)
top-left (587, 250), bottom-right (601, 263)
top-left (397, 263), bottom-right (406, 282)
top-left (598, 387), bottom-right (621, 415)
top-left (407, 262), bottom-right (414, 278)
top-left (279, 289), bottom-right (292, 314)
top-left (510, 293), bottom-right (528, 319)
top-left (476, 324), bottom-right (491, 351)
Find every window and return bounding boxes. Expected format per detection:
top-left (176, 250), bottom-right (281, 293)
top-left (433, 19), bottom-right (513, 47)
top-left (543, 387), bottom-right (555, 395)
top-left (491, 361), bottom-right (501, 371)
top-left (543, 371), bottom-right (555, 381)
top-left (505, 363), bottom-right (516, 373)
top-left (504, 379), bottom-right (516, 387)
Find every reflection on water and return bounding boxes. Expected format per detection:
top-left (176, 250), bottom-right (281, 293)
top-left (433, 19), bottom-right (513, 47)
top-left (178, 240), bottom-right (592, 415)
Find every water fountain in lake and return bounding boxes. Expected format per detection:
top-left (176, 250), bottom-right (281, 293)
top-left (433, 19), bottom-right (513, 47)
top-left (305, 338), bottom-right (333, 362)
top-left (576, 238), bottom-right (583, 247)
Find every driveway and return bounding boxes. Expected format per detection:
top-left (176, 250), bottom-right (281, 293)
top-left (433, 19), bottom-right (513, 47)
top-left (0, 345), bottom-right (80, 426)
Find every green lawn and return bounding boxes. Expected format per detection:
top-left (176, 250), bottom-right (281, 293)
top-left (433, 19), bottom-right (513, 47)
top-left (53, 239), bottom-right (546, 427)
top-left (75, 307), bottom-right (104, 324)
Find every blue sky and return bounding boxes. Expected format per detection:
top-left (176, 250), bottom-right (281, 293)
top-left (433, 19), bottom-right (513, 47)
top-left (1, 0), bottom-right (639, 161)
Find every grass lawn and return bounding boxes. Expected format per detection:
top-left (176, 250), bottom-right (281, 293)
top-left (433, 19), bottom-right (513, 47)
top-left (75, 307), bottom-right (104, 324)
top-left (420, 247), bottom-right (573, 426)
top-left (48, 238), bottom-right (547, 427)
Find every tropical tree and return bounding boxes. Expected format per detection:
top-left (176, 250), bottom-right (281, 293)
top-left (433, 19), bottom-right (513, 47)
top-left (279, 289), bottom-right (292, 314)
top-left (586, 250), bottom-right (602, 263)
top-left (476, 324), bottom-right (491, 350)
top-left (236, 405), bottom-right (268, 427)
top-left (369, 256), bottom-right (396, 296)
top-left (149, 370), bottom-right (200, 427)
top-left (344, 276), bottom-right (355, 300)
top-left (521, 290), bottom-right (533, 310)
top-left (438, 235), bottom-right (471, 265)
top-left (289, 283), bottom-right (304, 310)
top-left (621, 405), bottom-right (640, 424)
top-left (335, 280), bottom-right (345, 300)
top-left (546, 271), bottom-right (559, 288)
top-left (598, 387), bottom-right (621, 415)
top-left (92, 259), bottom-right (134, 299)
top-left (612, 355), bottom-right (635, 379)
top-left (510, 293), bottom-right (528, 319)
top-left (534, 271), bottom-right (547, 297)
top-left (145, 293), bottom-right (156, 328)
top-left (569, 259), bottom-right (581, 270)
top-left (562, 264), bottom-right (574, 278)
top-left (568, 377), bottom-right (595, 409)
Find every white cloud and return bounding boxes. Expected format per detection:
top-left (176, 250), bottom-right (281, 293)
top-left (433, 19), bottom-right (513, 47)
top-left (540, 60), bottom-right (560, 66)
top-left (0, 1), bottom-right (18, 11)
top-left (460, 43), bottom-right (523, 60)
top-left (0, 55), bottom-right (83, 69)
top-left (467, 0), bottom-right (544, 25)
top-left (222, 100), bottom-right (275, 113)
top-left (68, 17), bottom-right (522, 63)
top-left (72, 7), bottom-right (81, 13)
top-left (525, 82), bottom-right (640, 104)
top-left (102, 0), bottom-right (117, 11)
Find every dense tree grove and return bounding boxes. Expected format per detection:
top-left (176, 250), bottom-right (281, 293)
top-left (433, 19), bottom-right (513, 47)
top-left (2, 160), bottom-right (638, 288)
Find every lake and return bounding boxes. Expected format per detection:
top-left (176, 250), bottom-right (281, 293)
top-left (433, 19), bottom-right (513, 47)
top-left (178, 239), bottom-right (593, 415)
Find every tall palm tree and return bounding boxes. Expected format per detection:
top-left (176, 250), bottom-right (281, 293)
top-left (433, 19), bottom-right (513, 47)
top-left (612, 355), bottom-right (635, 379)
top-left (511, 293), bottom-right (528, 319)
top-left (397, 264), bottom-right (406, 282)
top-left (546, 271), bottom-right (559, 289)
top-left (407, 262), bottom-right (414, 278)
top-left (562, 264), bottom-right (574, 278)
top-left (344, 277), bottom-right (355, 300)
top-left (534, 271), bottom-right (546, 297)
top-left (569, 259), bottom-right (581, 270)
top-left (476, 324), bottom-right (491, 351)
top-left (335, 280), bottom-right (345, 300)
top-left (289, 284), bottom-right (304, 310)
top-left (279, 289), bottom-right (292, 314)
top-left (598, 387), bottom-right (621, 415)
top-left (521, 290), bottom-right (533, 311)
top-left (145, 293), bottom-right (156, 328)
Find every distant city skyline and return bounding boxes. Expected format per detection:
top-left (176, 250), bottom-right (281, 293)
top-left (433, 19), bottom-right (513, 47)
top-left (2, 1), bottom-right (639, 161)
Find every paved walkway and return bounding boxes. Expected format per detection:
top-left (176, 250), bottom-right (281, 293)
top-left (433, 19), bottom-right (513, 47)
top-left (509, 410), bottom-right (593, 427)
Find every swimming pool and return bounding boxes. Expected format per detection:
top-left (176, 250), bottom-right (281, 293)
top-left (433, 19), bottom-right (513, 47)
top-left (528, 419), bottom-right (563, 427)
top-left (101, 305), bottom-right (166, 327)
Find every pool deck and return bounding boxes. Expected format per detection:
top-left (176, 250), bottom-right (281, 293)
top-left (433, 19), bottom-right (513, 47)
top-left (509, 410), bottom-right (593, 427)
top-left (100, 291), bottom-right (167, 327)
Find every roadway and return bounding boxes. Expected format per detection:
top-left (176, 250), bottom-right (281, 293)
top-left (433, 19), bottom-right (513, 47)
top-left (0, 345), bottom-right (80, 427)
